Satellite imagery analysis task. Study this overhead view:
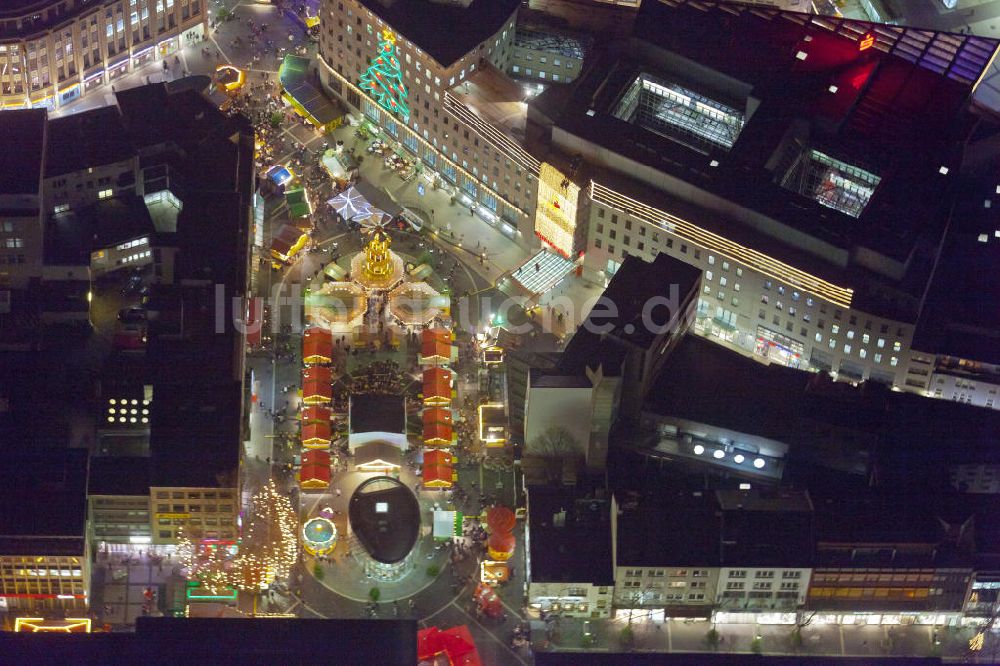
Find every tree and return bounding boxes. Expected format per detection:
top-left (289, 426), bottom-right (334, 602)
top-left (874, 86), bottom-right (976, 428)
top-left (358, 29), bottom-right (409, 119)
top-left (178, 480), bottom-right (298, 594)
top-left (270, 112), bottom-right (282, 128)
top-left (369, 587), bottom-right (381, 602)
top-left (529, 425), bottom-right (581, 458)
top-left (705, 627), bottom-right (721, 650)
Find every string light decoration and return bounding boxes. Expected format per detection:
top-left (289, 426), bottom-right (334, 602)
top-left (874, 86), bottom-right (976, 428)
top-left (178, 480), bottom-right (298, 593)
top-left (358, 29), bottom-right (410, 119)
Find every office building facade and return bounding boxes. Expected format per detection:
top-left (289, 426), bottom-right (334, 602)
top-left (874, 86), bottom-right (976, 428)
top-left (0, 0), bottom-right (207, 111)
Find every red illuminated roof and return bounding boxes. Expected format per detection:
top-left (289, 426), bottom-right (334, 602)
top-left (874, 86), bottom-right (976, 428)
top-left (422, 407), bottom-right (453, 427)
top-left (301, 405), bottom-right (332, 423)
top-left (302, 421), bottom-right (332, 443)
top-left (423, 421), bottom-right (453, 444)
top-left (302, 365), bottom-right (332, 384)
top-left (422, 367), bottom-right (452, 401)
top-left (302, 379), bottom-right (332, 400)
top-left (417, 626), bottom-right (481, 666)
top-left (303, 327), bottom-right (333, 361)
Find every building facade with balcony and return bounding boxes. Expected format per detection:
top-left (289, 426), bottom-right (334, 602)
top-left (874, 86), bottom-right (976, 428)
top-left (0, 0), bottom-right (207, 111)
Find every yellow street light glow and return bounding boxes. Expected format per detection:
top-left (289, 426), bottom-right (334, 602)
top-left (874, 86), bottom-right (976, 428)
top-left (589, 181), bottom-right (854, 308)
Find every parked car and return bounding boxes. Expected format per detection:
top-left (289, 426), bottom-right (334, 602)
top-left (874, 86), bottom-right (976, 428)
top-left (118, 307), bottom-right (147, 323)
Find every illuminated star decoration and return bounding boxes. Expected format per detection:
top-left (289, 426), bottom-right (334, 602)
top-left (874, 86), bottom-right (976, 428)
top-left (358, 29), bottom-right (410, 120)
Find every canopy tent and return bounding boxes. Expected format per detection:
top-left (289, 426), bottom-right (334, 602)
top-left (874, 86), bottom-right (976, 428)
top-left (300, 449), bottom-right (331, 489)
top-left (328, 179), bottom-right (401, 221)
top-left (279, 55), bottom-right (343, 128)
top-left (302, 327), bottom-right (333, 364)
top-left (486, 505), bottom-right (516, 534)
top-left (422, 449), bottom-right (454, 488)
top-left (487, 531), bottom-right (516, 561)
top-left (302, 379), bottom-right (332, 405)
top-left (301, 405), bottom-right (332, 424)
top-left (432, 509), bottom-right (464, 540)
top-left (417, 625), bottom-right (481, 666)
top-left (302, 421), bottom-right (332, 448)
top-left (422, 407), bottom-right (453, 428)
top-left (305, 281), bottom-right (367, 331)
top-left (271, 224), bottom-right (308, 263)
top-left (302, 364), bottom-right (332, 385)
top-left (284, 187), bottom-right (312, 220)
top-left (423, 421), bottom-right (454, 447)
top-left (388, 281), bottom-right (449, 328)
top-left (422, 367), bottom-right (453, 406)
top-left (420, 327), bottom-right (454, 365)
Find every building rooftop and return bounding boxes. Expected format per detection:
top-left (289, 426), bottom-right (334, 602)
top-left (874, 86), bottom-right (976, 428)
top-left (449, 64), bottom-right (531, 138)
top-left (349, 393), bottom-right (406, 434)
top-left (45, 105), bottom-right (134, 178)
top-left (560, 254), bottom-right (702, 375)
top-left (0, 448), bottom-right (88, 555)
top-left (644, 335), bottom-right (881, 475)
top-left (349, 476), bottom-right (420, 564)
top-left (44, 195), bottom-right (155, 265)
top-left (541, 0), bottom-right (993, 318)
top-left (0, 109), bottom-right (45, 195)
top-left (87, 456), bottom-right (152, 497)
top-left (615, 489), bottom-right (722, 568)
top-left (527, 483), bottom-right (614, 585)
top-left (717, 488), bottom-right (814, 568)
top-left (0, 617), bottom-right (417, 662)
top-left (514, 28), bottom-right (590, 60)
top-left (357, 0), bottom-right (521, 68)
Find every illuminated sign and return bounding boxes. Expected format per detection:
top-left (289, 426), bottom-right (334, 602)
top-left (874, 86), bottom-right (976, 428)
top-left (858, 32), bottom-right (875, 52)
top-left (14, 617), bottom-right (92, 633)
top-left (157, 513), bottom-right (191, 520)
top-left (534, 162), bottom-right (580, 258)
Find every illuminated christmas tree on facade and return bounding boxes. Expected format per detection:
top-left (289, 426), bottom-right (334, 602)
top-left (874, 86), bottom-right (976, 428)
top-left (359, 29), bottom-right (410, 120)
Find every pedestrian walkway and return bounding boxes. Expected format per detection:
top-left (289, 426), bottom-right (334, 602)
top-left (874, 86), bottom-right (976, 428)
top-left (91, 551), bottom-right (183, 627)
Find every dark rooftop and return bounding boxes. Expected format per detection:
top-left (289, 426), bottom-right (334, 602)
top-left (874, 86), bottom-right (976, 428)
top-left (44, 195), bottom-right (155, 265)
top-left (350, 393), bottom-right (406, 434)
top-left (717, 488), bottom-right (814, 568)
top-left (88, 456), bottom-right (152, 497)
top-left (0, 109), bottom-right (45, 194)
top-left (0, 617), bottom-right (417, 663)
top-left (0, 448), bottom-right (88, 555)
top-left (349, 476), bottom-right (420, 564)
top-left (45, 105), bottom-right (134, 178)
top-left (357, 0), bottom-right (520, 68)
top-left (542, 0), bottom-right (989, 314)
top-left (645, 335), bottom-right (881, 473)
top-left (615, 489), bottom-right (721, 568)
top-left (528, 483), bottom-right (614, 585)
top-left (560, 254), bottom-right (701, 375)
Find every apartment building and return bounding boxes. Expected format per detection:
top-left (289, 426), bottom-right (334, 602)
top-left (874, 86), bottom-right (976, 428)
top-left (0, 0), bottom-right (207, 111)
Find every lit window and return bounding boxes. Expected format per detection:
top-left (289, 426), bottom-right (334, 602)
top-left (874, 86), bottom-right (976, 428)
top-left (890, 357), bottom-right (899, 367)
top-left (847, 331), bottom-right (854, 340)
top-left (705, 271), bottom-right (713, 281)
top-left (862, 333), bottom-right (870, 344)
top-left (832, 325), bottom-right (840, 334)
top-left (98, 188), bottom-right (113, 199)
top-left (874, 353), bottom-right (882, 363)
top-left (877, 338), bottom-right (885, 348)
top-left (893, 341), bottom-right (901, 352)
top-left (814, 333), bottom-right (822, 342)
top-left (844, 344), bottom-right (851, 354)
top-left (859, 349), bottom-right (867, 359)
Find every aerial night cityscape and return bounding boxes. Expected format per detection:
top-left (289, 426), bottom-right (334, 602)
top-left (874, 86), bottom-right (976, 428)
top-left (1, 0), bottom-right (1000, 663)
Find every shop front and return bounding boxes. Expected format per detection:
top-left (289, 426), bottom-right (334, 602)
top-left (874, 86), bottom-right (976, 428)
top-left (755, 325), bottom-right (805, 369)
top-left (132, 46), bottom-right (155, 68)
top-left (30, 92), bottom-right (54, 110)
top-left (107, 58), bottom-right (130, 82)
top-left (158, 37), bottom-right (179, 57)
top-left (84, 69), bottom-right (105, 93)
top-left (57, 83), bottom-right (80, 107)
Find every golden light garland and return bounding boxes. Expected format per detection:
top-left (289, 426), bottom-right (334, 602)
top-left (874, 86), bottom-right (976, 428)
top-left (178, 480), bottom-right (298, 593)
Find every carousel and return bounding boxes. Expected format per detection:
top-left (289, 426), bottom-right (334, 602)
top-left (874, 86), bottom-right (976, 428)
top-left (302, 515), bottom-right (338, 555)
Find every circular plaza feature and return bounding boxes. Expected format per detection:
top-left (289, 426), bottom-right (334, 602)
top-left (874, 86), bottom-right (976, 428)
top-left (349, 476), bottom-right (420, 581)
top-left (302, 516), bottom-right (338, 556)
